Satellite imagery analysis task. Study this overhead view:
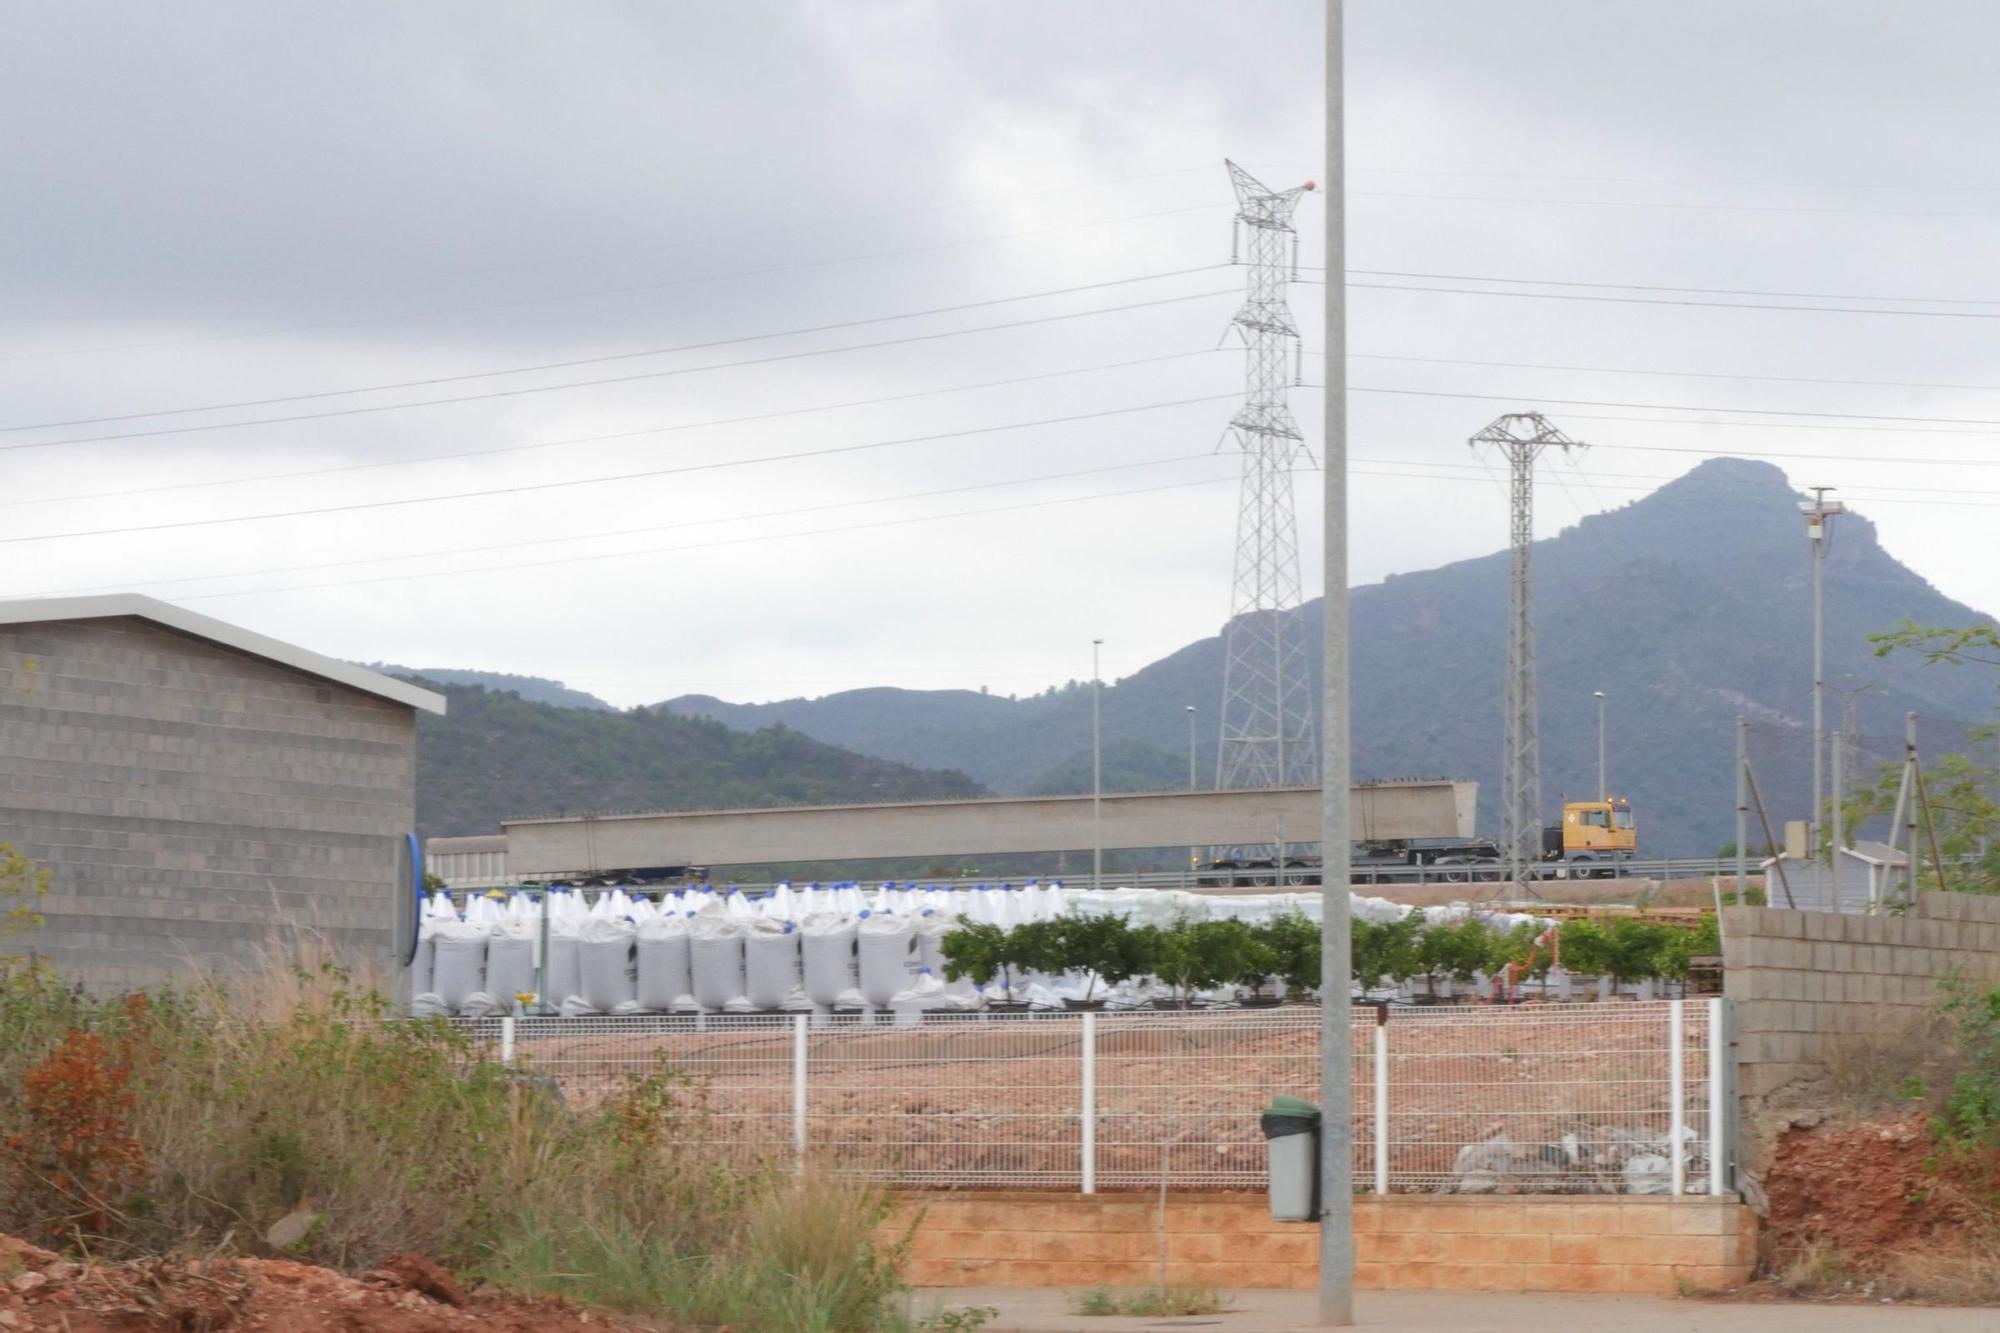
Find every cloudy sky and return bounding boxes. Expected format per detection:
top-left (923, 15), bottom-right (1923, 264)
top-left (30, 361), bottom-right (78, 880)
top-left (5, 1), bottom-right (1998, 707)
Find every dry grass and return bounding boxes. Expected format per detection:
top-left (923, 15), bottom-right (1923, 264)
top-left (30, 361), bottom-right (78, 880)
top-left (0, 940), bottom-right (914, 1331)
top-left (1764, 1236), bottom-right (2000, 1305)
top-left (1070, 1284), bottom-right (1228, 1317)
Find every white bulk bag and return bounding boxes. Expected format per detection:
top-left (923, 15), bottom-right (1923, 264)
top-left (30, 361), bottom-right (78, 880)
top-left (544, 930), bottom-right (584, 1012)
top-left (408, 927), bottom-right (436, 1002)
top-left (743, 917), bottom-right (802, 1011)
top-left (483, 920), bottom-right (536, 1004)
top-left (914, 910), bottom-right (957, 976)
top-left (689, 912), bottom-right (748, 1011)
top-left (857, 911), bottom-right (916, 1008)
top-left (636, 914), bottom-right (696, 1012)
top-left (800, 911), bottom-right (860, 1006)
top-left (579, 917), bottom-right (639, 1013)
top-left (430, 920), bottom-right (490, 1013)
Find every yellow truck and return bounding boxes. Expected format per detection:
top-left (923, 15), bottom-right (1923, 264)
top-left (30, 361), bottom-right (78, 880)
top-left (1543, 797), bottom-right (1636, 876)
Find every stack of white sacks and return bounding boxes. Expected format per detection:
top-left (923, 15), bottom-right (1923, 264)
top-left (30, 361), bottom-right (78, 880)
top-left (408, 881), bottom-right (1550, 1017)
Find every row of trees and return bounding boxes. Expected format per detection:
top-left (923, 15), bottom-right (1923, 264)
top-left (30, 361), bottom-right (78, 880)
top-left (938, 911), bottom-right (1721, 1004)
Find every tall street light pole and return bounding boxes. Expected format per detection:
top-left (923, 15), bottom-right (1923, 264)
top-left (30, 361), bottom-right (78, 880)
top-left (1186, 705), bottom-right (1198, 791)
top-left (1320, 0), bottom-right (1355, 1323)
top-left (1594, 690), bottom-right (1607, 801)
top-left (1802, 489), bottom-right (1843, 868)
top-left (1092, 638), bottom-right (1104, 894)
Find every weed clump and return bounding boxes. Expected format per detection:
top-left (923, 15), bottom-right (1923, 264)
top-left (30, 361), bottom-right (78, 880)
top-left (0, 953), bottom-right (908, 1330)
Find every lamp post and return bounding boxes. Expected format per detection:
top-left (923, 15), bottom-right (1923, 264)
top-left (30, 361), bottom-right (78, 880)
top-left (1594, 690), bottom-right (1607, 801)
top-left (1092, 638), bottom-right (1104, 893)
top-left (1185, 705), bottom-right (1198, 791)
top-left (1802, 488), bottom-right (1843, 872)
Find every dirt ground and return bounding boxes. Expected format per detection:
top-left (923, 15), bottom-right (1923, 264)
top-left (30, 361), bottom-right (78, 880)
top-left (0, 1235), bottom-right (654, 1332)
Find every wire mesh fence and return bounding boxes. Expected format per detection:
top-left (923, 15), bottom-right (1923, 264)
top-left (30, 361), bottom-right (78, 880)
top-left (464, 1000), bottom-right (1726, 1196)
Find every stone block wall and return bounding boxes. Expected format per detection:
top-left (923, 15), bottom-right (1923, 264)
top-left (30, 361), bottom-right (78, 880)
top-left (1, 616), bottom-right (418, 988)
top-left (888, 1193), bottom-right (1756, 1294)
top-left (1722, 894), bottom-right (2000, 1182)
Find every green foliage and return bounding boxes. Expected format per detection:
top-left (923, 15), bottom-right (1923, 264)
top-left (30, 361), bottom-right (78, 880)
top-left (918, 1305), bottom-right (1001, 1332)
top-left (1258, 912), bottom-right (1323, 997)
top-left (1054, 914), bottom-right (1154, 999)
top-left (939, 922), bottom-right (1007, 989)
top-left (1845, 749), bottom-right (2000, 896)
top-left (1413, 917), bottom-right (1496, 995)
top-left (1557, 919), bottom-right (1612, 977)
top-left (1002, 919), bottom-right (1067, 979)
top-left (0, 841), bottom-right (49, 939)
top-left (1653, 914), bottom-right (1722, 982)
top-left (1931, 979), bottom-right (2000, 1153)
top-left (1351, 914), bottom-right (1421, 991)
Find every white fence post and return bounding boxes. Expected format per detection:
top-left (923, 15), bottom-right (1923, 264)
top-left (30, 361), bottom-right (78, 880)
top-left (1669, 999), bottom-right (1687, 1196)
top-left (1707, 996), bottom-right (1727, 1197)
top-left (1372, 1006), bottom-right (1389, 1194)
top-left (500, 1015), bottom-right (515, 1066)
top-left (1081, 1011), bottom-right (1097, 1195)
top-left (793, 1014), bottom-right (808, 1166)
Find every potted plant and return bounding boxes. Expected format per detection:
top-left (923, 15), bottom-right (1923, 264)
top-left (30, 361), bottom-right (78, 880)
top-left (940, 921), bottom-right (1007, 1003)
top-left (1150, 918), bottom-right (1250, 1008)
top-left (1261, 911), bottom-right (1322, 1003)
top-left (1235, 923), bottom-right (1283, 1005)
top-left (1555, 918), bottom-right (1611, 1000)
top-left (1000, 918), bottom-right (1066, 1008)
top-left (1055, 913), bottom-right (1150, 1007)
top-left (1351, 913), bottom-right (1421, 998)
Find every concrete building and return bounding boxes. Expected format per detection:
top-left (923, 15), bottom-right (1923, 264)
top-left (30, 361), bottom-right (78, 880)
top-left (0, 595), bottom-right (445, 989)
top-left (1762, 840), bottom-right (1911, 914)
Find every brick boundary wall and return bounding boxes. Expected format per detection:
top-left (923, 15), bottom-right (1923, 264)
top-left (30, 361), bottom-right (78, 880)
top-left (886, 1193), bottom-right (1755, 1294)
top-left (1722, 892), bottom-right (2000, 1189)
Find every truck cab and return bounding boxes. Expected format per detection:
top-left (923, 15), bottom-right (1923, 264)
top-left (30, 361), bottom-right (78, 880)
top-left (1547, 797), bottom-right (1635, 872)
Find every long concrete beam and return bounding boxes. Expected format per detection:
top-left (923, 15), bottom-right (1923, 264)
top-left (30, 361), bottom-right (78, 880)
top-left (501, 781), bottom-right (1476, 875)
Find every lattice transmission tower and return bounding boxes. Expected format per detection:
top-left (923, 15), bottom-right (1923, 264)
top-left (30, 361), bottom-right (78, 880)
top-left (1214, 160), bottom-right (1319, 794)
top-left (1470, 412), bottom-right (1586, 886)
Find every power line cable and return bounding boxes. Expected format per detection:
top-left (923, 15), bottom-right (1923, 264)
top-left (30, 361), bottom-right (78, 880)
top-left (1350, 187), bottom-right (2000, 221)
top-left (1351, 385), bottom-right (2000, 431)
top-left (5, 200), bottom-right (1225, 367)
top-left (24, 451), bottom-right (1233, 599)
top-left (1317, 277), bottom-right (2000, 320)
top-left (1337, 268), bottom-right (2000, 308)
top-left (0, 288), bottom-right (1237, 454)
top-left (0, 265), bottom-right (1231, 437)
top-left (169, 472), bottom-right (1256, 603)
top-left (0, 348), bottom-right (1226, 511)
top-left (1351, 352), bottom-right (2000, 399)
top-left (0, 393), bottom-right (1236, 547)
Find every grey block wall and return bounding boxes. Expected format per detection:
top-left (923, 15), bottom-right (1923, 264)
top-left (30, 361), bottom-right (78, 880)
top-left (0, 615), bottom-right (417, 989)
top-left (1722, 894), bottom-right (2000, 1182)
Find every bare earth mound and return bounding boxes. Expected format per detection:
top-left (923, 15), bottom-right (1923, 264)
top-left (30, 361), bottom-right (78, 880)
top-left (0, 1235), bottom-right (655, 1332)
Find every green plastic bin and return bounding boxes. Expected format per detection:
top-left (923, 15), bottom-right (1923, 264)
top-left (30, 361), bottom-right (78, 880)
top-left (1259, 1095), bottom-right (1321, 1221)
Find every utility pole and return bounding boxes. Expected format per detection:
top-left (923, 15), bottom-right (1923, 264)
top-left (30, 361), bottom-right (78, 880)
top-left (1092, 638), bottom-right (1104, 894)
top-left (1471, 412), bottom-right (1586, 889)
top-left (1320, 0), bottom-right (1354, 1323)
top-left (1217, 158), bottom-right (1319, 794)
top-left (1594, 689), bottom-right (1608, 801)
top-left (1801, 487), bottom-right (1843, 880)
top-left (1736, 717), bottom-right (1748, 899)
